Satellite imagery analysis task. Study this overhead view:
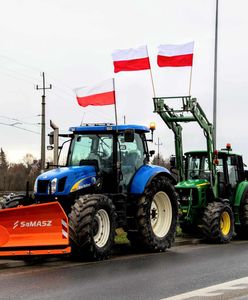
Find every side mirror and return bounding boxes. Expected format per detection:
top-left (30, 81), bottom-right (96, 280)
top-left (49, 132), bottom-right (54, 145)
top-left (124, 129), bottom-right (134, 142)
top-left (170, 155), bottom-right (176, 168)
top-left (149, 150), bottom-right (155, 157)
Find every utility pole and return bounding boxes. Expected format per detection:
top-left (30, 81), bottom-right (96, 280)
top-left (155, 137), bottom-right (163, 165)
top-left (36, 72), bottom-right (52, 172)
top-left (213, 0), bottom-right (219, 149)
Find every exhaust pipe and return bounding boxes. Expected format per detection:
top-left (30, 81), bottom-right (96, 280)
top-left (50, 120), bottom-right (59, 166)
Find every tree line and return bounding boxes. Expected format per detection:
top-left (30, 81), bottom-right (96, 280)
top-left (0, 148), bottom-right (175, 192)
top-left (0, 148), bottom-right (41, 192)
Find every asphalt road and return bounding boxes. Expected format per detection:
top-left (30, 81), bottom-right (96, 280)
top-left (1, 241), bottom-right (248, 300)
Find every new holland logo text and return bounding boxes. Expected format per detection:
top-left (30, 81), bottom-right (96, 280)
top-left (13, 220), bottom-right (52, 229)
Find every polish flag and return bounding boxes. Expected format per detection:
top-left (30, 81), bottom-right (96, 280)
top-left (112, 45), bottom-right (151, 73)
top-left (157, 42), bottom-right (194, 67)
top-left (75, 78), bottom-right (115, 107)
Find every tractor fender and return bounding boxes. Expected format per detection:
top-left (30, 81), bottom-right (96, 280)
top-left (233, 181), bottom-right (248, 207)
top-left (129, 165), bottom-right (176, 195)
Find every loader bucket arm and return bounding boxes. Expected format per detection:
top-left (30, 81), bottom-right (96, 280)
top-left (0, 202), bottom-right (71, 257)
top-left (153, 96), bottom-right (217, 197)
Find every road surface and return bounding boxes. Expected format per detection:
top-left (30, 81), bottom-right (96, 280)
top-left (1, 241), bottom-right (248, 299)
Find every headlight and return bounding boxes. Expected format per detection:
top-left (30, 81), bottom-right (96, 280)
top-left (50, 178), bottom-right (57, 194)
top-left (33, 179), bottom-right (38, 193)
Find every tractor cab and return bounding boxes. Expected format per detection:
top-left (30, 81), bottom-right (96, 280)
top-left (215, 148), bottom-right (245, 201)
top-left (34, 123), bottom-right (155, 210)
top-left (66, 124), bottom-right (150, 194)
top-left (185, 151), bottom-right (211, 182)
top-left (184, 146), bottom-right (245, 202)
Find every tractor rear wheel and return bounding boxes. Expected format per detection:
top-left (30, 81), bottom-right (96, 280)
top-left (202, 201), bottom-right (234, 243)
top-left (69, 194), bottom-right (116, 261)
top-left (128, 176), bottom-right (178, 252)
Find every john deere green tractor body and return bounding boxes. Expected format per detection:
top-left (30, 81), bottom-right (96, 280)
top-left (154, 96), bottom-right (248, 242)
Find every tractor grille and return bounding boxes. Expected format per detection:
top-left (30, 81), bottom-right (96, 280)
top-left (37, 180), bottom-right (50, 193)
top-left (177, 188), bottom-right (190, 202)
top-left (177, 188), bottom-right (198, 206)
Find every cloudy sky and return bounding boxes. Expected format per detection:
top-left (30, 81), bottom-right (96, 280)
top-left (1, 0), bottom-right (248, 164)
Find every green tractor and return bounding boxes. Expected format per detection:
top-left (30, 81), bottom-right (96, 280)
top-left (154, 96), bottom-right (248, 242)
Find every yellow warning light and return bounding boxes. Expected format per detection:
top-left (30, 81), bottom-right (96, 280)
top-left (149, 122), bottom-right (156, 131)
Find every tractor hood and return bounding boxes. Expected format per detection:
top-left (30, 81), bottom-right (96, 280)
top-left (176, 179), bottom-right (210, 189)
top-left (34, 166), bottom-right (97, 195)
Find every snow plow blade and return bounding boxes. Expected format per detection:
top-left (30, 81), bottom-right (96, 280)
top-left (0, 202), bottom-right (71, 256)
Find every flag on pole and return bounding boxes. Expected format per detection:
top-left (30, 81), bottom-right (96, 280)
top-left (112, 45), bottom-right (151, 73)
top-left (75, 78), bottom-right (115, 107)
top-left (157, 42), bottom-right (194, 67)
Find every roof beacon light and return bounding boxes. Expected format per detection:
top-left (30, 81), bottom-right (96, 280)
top-left (226, 143), bottom-right (232, 151)
top-left (147, 122), bottom-right (156, 143)
top-left (149, 122), bottom-right (156, 132)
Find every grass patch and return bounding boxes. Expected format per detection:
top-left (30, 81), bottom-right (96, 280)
top-left (115, 228), bottom-right (129, 244)
top-left (115, 226), bottom-right (183, 244)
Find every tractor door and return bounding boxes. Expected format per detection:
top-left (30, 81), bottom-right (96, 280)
top-left (220, 155), bottom-right (241, 200)
top-left (93, 134), bottom-right (115, 193)
top-left (118, 132), bottom-right (146, 192)
top-left (68, 133), bottom-right (115, 193)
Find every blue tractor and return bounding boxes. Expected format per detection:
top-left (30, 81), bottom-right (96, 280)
top-left (0, 123), bottom-right (178, 261)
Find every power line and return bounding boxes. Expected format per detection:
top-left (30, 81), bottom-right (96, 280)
top-left (0, 69), bottom-right (36, 86)
top-left (0, 63), bottom-right (40, 82)
top-left (0, 115), bottom-right (39, 127)
top-left (0, 53), bottom-right (118, 125)
top-left (0, 122), bottom-right (40, 134)
top-left (0, 53), bottom-right (41, 73)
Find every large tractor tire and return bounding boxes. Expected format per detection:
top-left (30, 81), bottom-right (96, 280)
top-left (202, 201), bottom-right (234, 243)
top-left (127, 176), bottom-right (178, 252)
top-left (1, 194), bottom-right (33, 209)
top-left (236, 192), bottom-right (248, 239)
top-left (69, 194), bottom-right (116, 261)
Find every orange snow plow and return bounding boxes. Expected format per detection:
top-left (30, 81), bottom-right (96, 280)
top-left (0, 202), bottom-right (71, 257)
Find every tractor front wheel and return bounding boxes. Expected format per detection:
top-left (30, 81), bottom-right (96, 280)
top-left (69, 194), bottom-right (116, 261)
top-left (202, 201), bottom-right (234, 243)
top-left (128, 176), bottom-right (178, 252)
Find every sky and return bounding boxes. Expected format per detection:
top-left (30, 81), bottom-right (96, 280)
top-left (1, 0), bottom-right (248, 164)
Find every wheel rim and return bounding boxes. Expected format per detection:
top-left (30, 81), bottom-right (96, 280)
top-left (150, 191), bottom-right (172, 238)
top-left (93, 209), bottom-right (110, 248)
top-left (220, 211), bottom-right (231, 236)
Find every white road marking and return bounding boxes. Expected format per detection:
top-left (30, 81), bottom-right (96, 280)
top-left (162, 277), bottom-right (248, 300)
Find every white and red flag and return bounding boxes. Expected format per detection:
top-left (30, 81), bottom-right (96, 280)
top-left (157, 42), bottom-right (194, 67)
top-left (75, 78), bottom-right (115, 107)
top-left (112, 45), bottom-right (151, 73)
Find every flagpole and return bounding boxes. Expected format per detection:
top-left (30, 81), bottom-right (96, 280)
top-left (113, 78), bottom-right (118, 129)
top-left (146, 46), bottom-right (156, 98)
top-left (188, 66), bottom-right (193, 96)
top-left (213, 0), bottom-right (219, 150)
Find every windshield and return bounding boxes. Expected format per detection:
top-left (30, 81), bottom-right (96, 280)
top-left (68, 134), bottom-right (113, 166)
top-left (187, 154), bottom-right (210, 180)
